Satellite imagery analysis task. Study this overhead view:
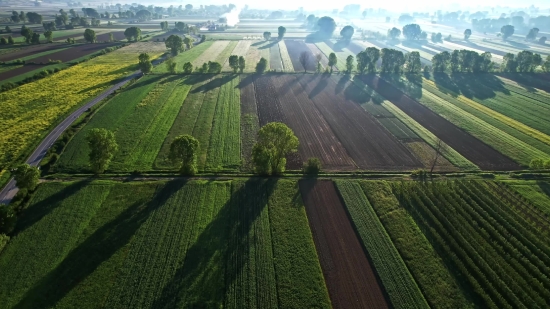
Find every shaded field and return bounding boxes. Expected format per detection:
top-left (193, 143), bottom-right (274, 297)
top-left (284, 40), bottom-right (316, 72)
top-left (300, 179), bottom-right (389, 309)
top-left (0, 179), bottom-right (331, 309)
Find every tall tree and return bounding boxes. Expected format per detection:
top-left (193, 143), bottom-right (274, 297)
top-left (340, 25), bottom-right (354, 41)
top-left (13, 164), bottom-right (40, 191)
top-left (328, 53), bottom-right (337, 73)
top-left (402, 24), bottom-right (422, 40)
top-left (263, 31), bottom-right (271, 41)
top-left (405, 51), bottom-right (421, 73)
top-left (228, 55), bottom-right (239, 73)
top-left (502, 53), bottom-right (518, 72)
top-left (183, 62), bottom-right (193, 73)
top-left (501, 25), bottom-right (514, 40)
top-left (299, 51), bottom-right (309, 72)
top-left (526, 28), bottom-right (539, 41)
top-left (175, 22), bottom-right (186, 32)
top-left (356, 51), bottom-right (370, 74)
top-left (124, 26), bottom-right (141, 42)
top-left (278, 26), bottom-right (286, 40)
top-left (83, 28), bottom-right (96, 43)
top-left (256, 57), bottom-right (267, 73)
top-left (464, 29), bottom-right (472, 40)
top-left (543, 55), bottom-right (550, 72)
top-left (238, 56), bottom-right (245, 73)
top-left (183, 36), bottom-right (193, 49)
top-left (252, 122), bottom-right (299, 175)
top-left (165, 34), bottom-right (183, 55)
top-left (380, 48), bottom-right (405, 73)
top-left (43, 30), bottom-right (53, 43)
top-left (20, 26), bottom-right (33, 43)
top-left (87, 128), bottom-right (118, 174)
top-left (208, 61), bottom-right (222, 73)
top-left (365, 47), bottom-right (380, 73)
top-left (317, 16), bottom-right (336, 38)
top-left (165, 57), bottom-right (177, 73)
top-left (432, 51), bottom-right (451, 72)
top-left (169, 134), bottom-right (199, 175)
top-left (345, 55), bottom-right (354, 73)
top-left (388, 27), bottom-right (401, 40)
top-left (31, 33), bottom-right (40, 44)
top-left (138, 53), bottom-right (152, 73)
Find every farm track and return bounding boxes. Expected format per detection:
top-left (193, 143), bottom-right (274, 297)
top-left (300, 179), bottom-right (390, 309)
top-left (284, 40), bottom-right (316, 72)
top-left (253, 75), bottom-right (301, 169)
top-left (360, 75), bottom-right (521, 170)
top-left (0, 43), bottom-right (121, 82)
top-left (271, 75), bottom-right (356, 170)
top-left (296, 74), bottom-right (422, 170)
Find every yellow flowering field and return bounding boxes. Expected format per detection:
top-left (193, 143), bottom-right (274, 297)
top-left (0, 45), bottom-right (163, 172)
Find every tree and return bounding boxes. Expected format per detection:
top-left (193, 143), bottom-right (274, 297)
top-left (26, 12), bottom-right (43, 24)
top-left (0, 37), bottom-right (6, 45)
top-left (345, 55), bottom-right (354, 73)
top-left (263, 31), bottom-right (271, 41)
top-left (529, 158), bottom-right (544, 170)
top-left (256, 57), bottom-right (267, 73)
top-left (13, 164), bottom-right (40, 191)
top-left (464, 29), bottom-right (472, 40)
top-left (431, 32), bottom-right (443, 43)
top-left (0, 204), bottom-right (17, 234)
top-left (185, 4), bottom-right (193, 10)
top-left (165, 34), bottom-right (183, 56)
top-left (430, 139), bottom-right (447, 173)
top-left (19, 11), bottom-right (27, 24)
top-left (516, 51), bottom-right (541, 72)
top-left (252, 122), bottom-right (299, 175)
top-left (526, 28), bottom-right (539, 41)
top-left (165, 57), bottom-right (177, 73)
top-left (501, 25), bottom-right (514, 40)
top-left (543, 55), bottom-right (550, 72)
top-left (82, 8), bottom-right (100, 18)
top-left (208, 61), bottom-right (222, 73)
top-left (43, 30), bottom-right (53, 43)
top-left (20, 26), bottom-right (33, 43)
top-left (540, 37), bottom-right (547, 45)
top-left (183, 62), bottom-right (193, 73)
top-left (365, 47), bottom-right (380, 73)
top-left (403, 24), bottom-right (422, 40)
top-left (183, 37), bottom-right (193, 49)
top-left (278, 26), bottom-right (286, 40)
top-left (304, 157), bottom-right (321, 175)
top-left (10, 12), bottom-right (20, 23)
top-left (380, 48), bottom-right (405, 73)
top-left (7, 36), bottom-right (14, 45)
top-left (160, 21), bottom-right (169, 31)
top-left (5, 26), bottom-right (11, 33)
top-left (135, 10), bottom-right (152, 21)
top-left (356, 51), bottom-right (370, 74)
top-left (388, 27), bottom-right (401, 40)
top-left (432, 51), bottom-right (450, 72)
top-left (109, 33), bottom-right (114, 42)
top-left (86, 128), bottom-right (118, 174)
top-left (31, 32), bottom-right (40, 44)
top-left (420, 31), bottom-right (428, 40)
top-left (169, 135), bottom-right (199, 175)
top-left (175, 22), bottom-right (186, 32)
top-left (340, 25), bottom-right (354, 41)
top-left (229, 55), bottom-right (239, 73)
top-left (503, 53), bottom-right (518, 72)
top-left (138, 53), bottom-right (152, 73)
top-left (317, 16), bottom-right (336, 38)
top-left (83, 28), bottom-right (96, 43)
top-left (362, 11), bottom-right (367, 19)
top-left (328, 53), bottom-right (337, 73)
top-left (405, 51), bottom-right (421, 73)
top-left (124, 26), bottom-right (141, 42)
top-left (299, 51), bottom-right (309, 72)
top-left (238, 56), bottom-right (245, 73)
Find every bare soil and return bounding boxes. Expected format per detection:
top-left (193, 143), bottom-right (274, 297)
top-left (284, 40), bottom-right (317, 72)
top-left (300, 179), bottom-right (390, 309)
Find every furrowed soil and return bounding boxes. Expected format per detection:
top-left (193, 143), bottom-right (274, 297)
top-left (296, 74), bottom-right (423, 170)
top-left (284, 40), bottom-right (316, 72)
top-left (360, 74), bottom-right (521, 170)
top-left (0, 44), bottom-right (69, 62)
top-left (300, 179), bottom-right (390, 309)
top-left (306, 43), bottom-right (330, 68)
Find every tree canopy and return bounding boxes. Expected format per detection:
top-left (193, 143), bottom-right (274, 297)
top-left (238, 56), bottom-right (246, 73)
top-left (317, 16), bottom-right (336, 38)
top-left (328, 53), bottom-right (337, 72)
top-left (86, 128), bottom-right (118, 174)
top-left (299, 51), bottom-right (309, 72)
top-left (501, 25), bottom-right (514, 40)
top-left (464, 29), bottom-right (472, 40)
top-left (278, 26), bottom-right (286, 40)
top-left (402, 24), bottom-right (422, 40)
top-left (124, 27), bottom-right (141, 42)
top-left (165, 34), bottom-right (183, 55)
top-left (252, 122), bottom-right (299, 175)
top-left (183, 62), bottom-right (193, 73)
top-left (263, 31), bottom-right (271, 41)
top-left (340, 26), bottom-right (354, 41)
top-left (229, 55), bottom-right (239, 73)
top-left (169, 134), bottom-right (199, 175)
top-left (138, 53), bottom-right (152, 73)
top-left (388, 27), bottom-right (401, 40)
top-left (13, 164), bottom-right (39, 191)
top-left (83, 28), bottom-right (96, 43)
top-left (256, 57), bottom-right (267, 73)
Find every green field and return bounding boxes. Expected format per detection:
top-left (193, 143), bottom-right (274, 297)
top-left (152, 41), bottom-right (213, 73)
top-left (0, 179), bottom-right (330, 308)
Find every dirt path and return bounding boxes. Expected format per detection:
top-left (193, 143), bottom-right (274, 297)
top-left (300, 179), bottom-right (390, 309)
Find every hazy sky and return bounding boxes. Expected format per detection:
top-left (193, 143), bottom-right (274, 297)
top-left (154, 0), bottom-right (549, 11)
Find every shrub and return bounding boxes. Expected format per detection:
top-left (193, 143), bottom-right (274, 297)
top-left (0, 204), bottom-right (17, 234)
top-left (304, 157), bottom-right (322, 175)
top-left (0, 233), bottom-right (9, 253)
top-left (529, 158), bottom-right (545, 169)
top-left (411, 169), bottom-right (428, 179)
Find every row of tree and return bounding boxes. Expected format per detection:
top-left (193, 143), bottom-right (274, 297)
top-left (387, 24), bottom-right (428, 40)
top-left (10, 11), bottom-right (42, 24)
top-left (262, 26), bottom-right (287, 41)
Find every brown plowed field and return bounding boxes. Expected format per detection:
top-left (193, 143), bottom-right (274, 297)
top-left (300, 180), bottom-right (390, 309)
top-left (306, 43), bottom-right (330, 68)
top-left (284, 40), bottom-right (316, 72)
top-left (253, 75), bottom-right (302, 169)
top-left (0, 44), bottom-right (68, 62)
top-left (359, 74), bottom-right (521, 170)
top-left (0, 43), bottom-right (121, 82)
top-left (270, 75), bottom-right (356, 170)
top-left (296, 74), bottom-right (423, 170)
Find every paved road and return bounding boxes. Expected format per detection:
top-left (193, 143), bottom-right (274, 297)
top-left (0, 70), bottom-right (147, 205)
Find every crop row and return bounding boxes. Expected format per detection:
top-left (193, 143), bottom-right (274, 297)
top-left (277, 41), bottom-right (294, 72)
top-left (192, 40), bottom-right (230, 68)
top-left (153, 41), bottom-right (214, 73)
top-left (336, 180), bottom-right (429, 309)
top-left (360, 181), bottom-right (471, 309)
top-left (215, 41), bottom-right (239, 68)
top-left (205, 76), bottom-right (241, 170)
top-left (419, 85), bottom-right (549, 165)
top-left (505, 181), bottom-right (550, 218)
top-left (394, 181), bottom-right (550, 308)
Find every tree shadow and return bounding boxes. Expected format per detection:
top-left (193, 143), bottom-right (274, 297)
top-left (191, 74), bottom-right (237, 93)
top-left (258, 41), bottom-right (278, 50)
top-left (380, 73), bottom-right (423, 100)
top-left (13, 179), bottom-right (184, 309)
top-left (14, 179), bottom-right (93, 234)
top-left (236, 74), bottom-right (256, 89)
top-left (251, 41), bottom-right (265, 47)
top-left (433, 72), bottom-right (460, 97)
top-left (150, 178), bottom-right (278, 308)
top-left (507, 40), bottom-right (530, 49)
top-left (449, 73), bottom-right (506, 99)
top-left (308, 75), bottom-right (328, 99)
top-left (343, 78), bottom-right (371, 104)
top-left (537, 181), bottom-right (550, 199)
top-left (335, 74), bottom-right (350, 95)
top-left (183, 73), bottom-right (212, 86)
top-left (497, 73), bottom-right (550, 93)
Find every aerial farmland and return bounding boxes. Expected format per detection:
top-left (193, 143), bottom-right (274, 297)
top-left (1, 1), bottom-right (550, 308)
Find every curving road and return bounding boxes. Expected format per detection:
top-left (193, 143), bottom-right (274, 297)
top-left (0, 70), bottom-right (146, 205)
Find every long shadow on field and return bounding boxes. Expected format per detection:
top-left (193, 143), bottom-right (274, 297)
top-left (13, 180), bottom-right (183, 309)
top-left (335, 74), bottom-right (350, 95)
top-left (237, 74), bottom-right (256, 89)
top-left (344, 77), bottom-right (375, 104)
top-left (497, 73), bottom-right (550, 93)
top-left (537, 181), bottom-right (550, 199)
top-left (258, 41), bottom-right (278, 49)
top-left (151, 179), bottom-right (277, 308)
top-left (380, 73), bottom-right (423, 100)
top-left (14, 179), bottom-right (93, 234)
top-left (432, 72), bottom-right (509, 100)
top-left (308, 75), bottom-right (328, 99)
top-left (191, 74), bottom-right (238, 93)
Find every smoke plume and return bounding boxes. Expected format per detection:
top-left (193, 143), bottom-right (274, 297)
top-left (222, 7), bottom-right (241, 27)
